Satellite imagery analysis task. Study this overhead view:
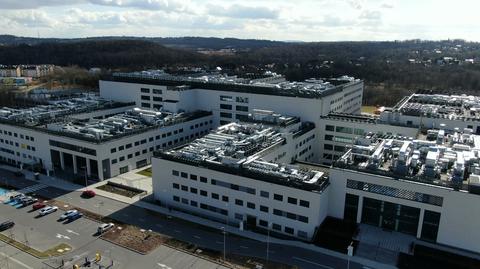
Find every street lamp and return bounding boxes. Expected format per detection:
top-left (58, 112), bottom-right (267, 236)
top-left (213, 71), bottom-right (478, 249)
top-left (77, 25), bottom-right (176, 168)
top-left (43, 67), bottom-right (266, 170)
top-left (266, 224), bottom-right (270, 267)
top-left (220, 226), bottom-right (226, 262)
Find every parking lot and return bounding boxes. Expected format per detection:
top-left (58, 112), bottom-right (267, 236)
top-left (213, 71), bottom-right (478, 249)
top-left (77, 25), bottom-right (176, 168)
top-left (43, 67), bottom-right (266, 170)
top-left (0, 195), bottom-right (101, 253)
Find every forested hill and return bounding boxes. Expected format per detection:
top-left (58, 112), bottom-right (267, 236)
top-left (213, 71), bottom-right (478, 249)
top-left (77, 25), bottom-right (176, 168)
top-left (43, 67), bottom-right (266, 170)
top-left (0, 40), bottom-right (205, 68)
top-left (0, 35), bottom-right (286, 50)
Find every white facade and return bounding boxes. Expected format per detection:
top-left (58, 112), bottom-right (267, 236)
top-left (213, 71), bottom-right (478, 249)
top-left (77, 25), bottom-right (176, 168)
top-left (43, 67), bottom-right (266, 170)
top-left (0, 111), bottom-right (213, 181)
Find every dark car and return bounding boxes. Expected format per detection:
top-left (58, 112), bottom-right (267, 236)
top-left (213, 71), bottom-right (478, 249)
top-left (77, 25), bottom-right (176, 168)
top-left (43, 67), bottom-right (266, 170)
top-left (22, 198), bottom-right (38, 207)
top-left (0, 221), bottom-right (14, 231)
top-left (81, 190), bottom-right (96, 198)
top-left (10, 193), bottom-right (25, 201)
top-left (67, 212), bottom-right (83, 221)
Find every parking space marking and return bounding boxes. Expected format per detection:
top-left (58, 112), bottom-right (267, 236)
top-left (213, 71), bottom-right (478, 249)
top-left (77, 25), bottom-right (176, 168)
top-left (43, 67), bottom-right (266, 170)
top-left (193, 235), bottom-right (201, 239)
top-left (66, 229), bottom-right (80, 235)
top-left (0, 252), bottom-right (34, 269)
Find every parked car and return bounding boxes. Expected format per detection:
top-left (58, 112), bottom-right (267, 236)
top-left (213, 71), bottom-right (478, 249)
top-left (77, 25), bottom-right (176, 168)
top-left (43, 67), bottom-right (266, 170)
top-left (39, 206), bottom-right (58, 216)
top-left (59, 210), bottom-right (78, 221)
top-left (10, 193), bottom-right (25, 201)
top-left (32, 202), bottom-right (46, 210)
top-left (0, 220), bottom-right (14, 231)
top-left (81, 190), bottom-right (96, 198)
top-left (21, 198), bottom-right (38, 207)
top-left (18, 196), bottom-right (32, 203)
top-left (66, 212), bottom-right (83, 221)
top-left (97, 223), bottom-right (114, 234)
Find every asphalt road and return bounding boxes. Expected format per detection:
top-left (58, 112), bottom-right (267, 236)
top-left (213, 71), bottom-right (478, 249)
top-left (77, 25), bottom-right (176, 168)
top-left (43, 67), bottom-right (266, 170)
top-left (0, 171), bottom-right (365, 269)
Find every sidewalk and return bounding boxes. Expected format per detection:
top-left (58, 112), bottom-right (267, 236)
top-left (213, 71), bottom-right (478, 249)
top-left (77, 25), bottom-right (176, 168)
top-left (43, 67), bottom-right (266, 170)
top-left (2, 165), bottom-right (396, 269)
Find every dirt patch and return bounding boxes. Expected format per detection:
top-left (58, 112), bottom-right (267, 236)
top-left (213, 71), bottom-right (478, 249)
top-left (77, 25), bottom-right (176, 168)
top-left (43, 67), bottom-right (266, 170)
top-left (101, 225), bottom-right (167, 254)
top-left (96, 183), bottom-right (143, 198)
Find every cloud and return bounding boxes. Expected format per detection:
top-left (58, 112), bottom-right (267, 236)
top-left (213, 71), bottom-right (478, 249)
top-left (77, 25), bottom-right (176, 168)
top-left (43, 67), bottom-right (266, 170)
top-left (380, 2), bottom-right (395, 9)
top-left (89, 0), bottom-right (186, 12)
top-left (322, 15), bottom-right (355, 27)
top-left (346, 0), bottom-right (364, 10)
top-left (209, 4), bottom-right (279, 19)
top-left (3, 10), bottom-right (58, 27)
top-left (0, 0), bottom-right (82, 9)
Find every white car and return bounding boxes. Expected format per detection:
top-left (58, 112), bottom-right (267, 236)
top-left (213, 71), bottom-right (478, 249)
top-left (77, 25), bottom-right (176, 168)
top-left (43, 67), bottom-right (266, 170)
top-left (97, 223), bottom-right (114, 234)
top-left (59, 210), bottom-right (78, 220)
top-left (39, 206), bottom-right (58, 216)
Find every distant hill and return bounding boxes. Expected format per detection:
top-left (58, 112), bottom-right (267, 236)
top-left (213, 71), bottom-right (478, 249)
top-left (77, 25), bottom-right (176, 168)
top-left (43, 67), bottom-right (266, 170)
top-left (0, 39), bottom-right (205, 68)
top-left (0, 35), bottom-right (286, 50)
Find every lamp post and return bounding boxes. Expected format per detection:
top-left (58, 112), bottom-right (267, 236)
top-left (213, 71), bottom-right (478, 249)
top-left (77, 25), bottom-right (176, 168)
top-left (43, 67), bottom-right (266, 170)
top-left (220, 226), bottom-right (226, 262)
top-left (266, 224), bottom-right (270, 267)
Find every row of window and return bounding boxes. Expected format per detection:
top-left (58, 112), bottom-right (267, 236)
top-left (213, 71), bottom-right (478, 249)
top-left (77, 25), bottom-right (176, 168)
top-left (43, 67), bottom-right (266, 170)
top-left (325, 124), bottom-right (364, 136)
top-left (219, 104), bottom-right (249, 112)
top-left (0, 139), bottom-right (36, 151)
top-left (141, 95), bottom-right (163, 102)
top-left (172, 170), bottom-right (311, 208)
top-left (171, 194), bottom-right (308, 239)
top-left (343, 87), bottom-right (363, 97)
top-left (110, 128), bottom-right (185, 153)
top-left (0, 147), bottom-right (38, 161)
top-left (141, 103), bottom-right (162, 109)
top-left (140, 88), bottom-right (163, 94)
top-left (0, 130), bottom-right (35, 141)
top-left (219, 95), bottom-right (249, 103)
top-left (295, 134), bottom-right (315, 149)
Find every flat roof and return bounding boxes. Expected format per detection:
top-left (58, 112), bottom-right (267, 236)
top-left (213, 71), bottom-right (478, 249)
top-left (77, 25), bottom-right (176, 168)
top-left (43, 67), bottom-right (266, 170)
top-left (104, 70), bottom-right (361, 99)
top-left (334, 129), bottom-right (480, 192)
top-left (155, 121), bottom-right (327, 192)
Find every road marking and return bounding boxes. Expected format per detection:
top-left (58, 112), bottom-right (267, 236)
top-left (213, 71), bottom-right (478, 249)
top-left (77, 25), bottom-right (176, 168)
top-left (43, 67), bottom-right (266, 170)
top-left (193, 235), bottom-right (201, 239)
top-left (157, 263), bottom-right (172, 269)
top-left (0, 251), bottom-right (34, 269)
top-left (56, 233), bottom-right (71, 240)
top-left (292, 257), bottom-right (334, 269)
top-left (240, 246), bottom-right (248, 249)
top-left (66, 229), bottom-right (80, 235)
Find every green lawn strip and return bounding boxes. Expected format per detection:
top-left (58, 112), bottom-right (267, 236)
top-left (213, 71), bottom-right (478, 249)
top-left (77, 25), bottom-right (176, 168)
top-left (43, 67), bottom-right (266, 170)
top-left (0, 233), bottom-right (71, 259)
top-left (136, 167), bottom-right (152, 177)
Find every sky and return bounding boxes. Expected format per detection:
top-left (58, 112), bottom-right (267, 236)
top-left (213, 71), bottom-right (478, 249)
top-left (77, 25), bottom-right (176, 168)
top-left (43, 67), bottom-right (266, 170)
top-left (0, 0), bottom-right (479, 42)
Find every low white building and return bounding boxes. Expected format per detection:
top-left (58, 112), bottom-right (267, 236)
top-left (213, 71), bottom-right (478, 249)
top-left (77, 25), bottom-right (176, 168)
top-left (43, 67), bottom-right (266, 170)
top-left (152, 114), bottom-right (328, 240)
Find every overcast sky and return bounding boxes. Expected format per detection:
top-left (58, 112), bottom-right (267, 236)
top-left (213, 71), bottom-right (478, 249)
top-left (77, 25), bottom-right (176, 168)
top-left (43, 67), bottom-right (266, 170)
top-left (0, 0), bottom-right (479, 41)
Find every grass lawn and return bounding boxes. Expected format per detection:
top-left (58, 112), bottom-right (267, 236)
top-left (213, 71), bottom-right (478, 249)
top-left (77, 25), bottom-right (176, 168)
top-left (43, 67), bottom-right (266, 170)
top-left (0, 233), bottom-right (71, 258)
top-left (361, 106), bottom-right (377, 114)
top-left (136, 167), bottom-right (152, 177)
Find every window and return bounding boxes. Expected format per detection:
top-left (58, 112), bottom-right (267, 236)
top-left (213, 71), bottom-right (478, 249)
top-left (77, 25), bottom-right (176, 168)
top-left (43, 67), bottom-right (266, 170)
top-left (181, 198), bottom-right (188, 204)
top-left (260, 191), bottom-right (269, 198)
top-left (235, 213), bottom-right (243, 220)
top-left (259, 220), bottom-right (268, 227)
top-left (247, 202), bottom-right (255, 209)
top-left (286, 212), bottom-right (296, 220)
top-left (325, 134), bottom-right (334, 141)
top-left (235, 199), bottom-right (243, 206)
top-left (324, 144), bottom-right (333, 150)
top-left (172, 170), bottom-right (179, 176)
top-left (299, 200), bottom-right (310, 208)
top-left (273, 209), bottom-right (283, 216)
top-left (284, 227), bottom-right (294, 234)
top-left (126, 143), bottom-right (132, 149)
top-left (236, 105), bottom-right (248, 112)
top-left (128, 154), bottom-right (133, 159)
top-left (111, 159), bottom-right (117, 164)
top-left (325, 125), bottom-right (335, 131)
top-left (119, 145), bottom-right (125, 151)
top-left (153, 89), bottom-right (162, 94)
top-left (236, 96), bottom-right (249, 103)
top-left (211, 193), bottom-right (219, 200)
top-left (153, 96), bottom-right (162, 102)
top-left (173, 195), bottom-right (180, 202)
top-left (298, 230), bottom-right (308, 238)
top-left (236, 114), bottom-right (249, 121)
top-left (190, 201), bottom-right (198, 207)
top-left (272, 223), bottom-right (281, 231)
top-left (190, 174), bottom-right (197, 181)
top-left (200, 190), bottom-right (207, 196)
top-left (222, 196), bottom-right (229, 202)
top-left (260, 205), bottom-right (268, 212)
top-left (287, 197), bottom-right (297, 205)
top-left (220, 104), bottom-right (232, 110)
top-left (298, 215), bottom-right (309, 223)
top-left (190, 188), bottom-right (197, 194)
top-left (119, 156), bottom-right (125, 161)
top-left (273, 194), bottom-right (283, 201)
top-left (181, 185), bottom-right (188, 191)
top-left (181, 172), bottom-right (188, 178)
top-left (111, 148), bottom-right (116, 153)
top-left (200, 176), bottom-right (207, 183)
top-left (211, 179), bottom-right (217, 185)
top-left (220, 95), bottom-right (233, 102)
top-left (141, 95), bottom-right (151, 100)
top-left (173, 183), bottom-right (179, 189)
top-left (140, 88), bottom-right (150, 93)
top-left (220, 112), bottom-right (232, 118)
top-left (141, 103), bottom-right (151, 108)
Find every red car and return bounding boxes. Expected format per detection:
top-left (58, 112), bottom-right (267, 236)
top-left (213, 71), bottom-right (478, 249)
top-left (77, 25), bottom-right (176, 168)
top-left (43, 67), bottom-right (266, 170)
top-left (81, 190), bottom-right (96, 198)
top-left (32, 202), bottom-right (46, 210)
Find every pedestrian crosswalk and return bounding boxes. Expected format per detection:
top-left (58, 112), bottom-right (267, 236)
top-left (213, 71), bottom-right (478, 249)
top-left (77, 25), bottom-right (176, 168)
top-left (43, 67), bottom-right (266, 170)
top-left (17, 183), bottom-right (48, 194)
